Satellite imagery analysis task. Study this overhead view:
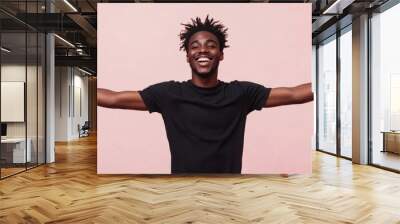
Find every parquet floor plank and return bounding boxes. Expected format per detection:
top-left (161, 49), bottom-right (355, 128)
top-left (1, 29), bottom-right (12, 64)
top-left (1, 135), bottom-right (400, 223)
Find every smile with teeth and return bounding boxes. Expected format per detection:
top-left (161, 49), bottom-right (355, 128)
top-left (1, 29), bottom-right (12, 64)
top-left (196, 57), bottom-right (212, 66)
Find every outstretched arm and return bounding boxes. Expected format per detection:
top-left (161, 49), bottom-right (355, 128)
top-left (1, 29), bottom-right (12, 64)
top-left (264, 83), bottom-right (313, 108)
top-left (97, 88), bottom-right (147, 110)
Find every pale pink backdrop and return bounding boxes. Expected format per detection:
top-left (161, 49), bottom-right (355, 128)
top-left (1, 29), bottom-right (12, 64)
top-left (98, 3), bottom-right (313, 174)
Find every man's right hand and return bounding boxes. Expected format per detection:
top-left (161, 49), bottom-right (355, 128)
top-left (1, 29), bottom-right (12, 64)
top-left (97, 88), bottom-right (148, 110)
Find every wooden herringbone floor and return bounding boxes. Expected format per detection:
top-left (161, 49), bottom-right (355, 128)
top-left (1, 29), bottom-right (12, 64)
top-left (1, 135), bottom-right (400, 224)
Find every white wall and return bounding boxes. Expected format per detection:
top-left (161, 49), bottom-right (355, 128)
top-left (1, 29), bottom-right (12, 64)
top-left (55, 67), bottom-right (70, 141)
top-left (55, 67), bottom-right (89, 141)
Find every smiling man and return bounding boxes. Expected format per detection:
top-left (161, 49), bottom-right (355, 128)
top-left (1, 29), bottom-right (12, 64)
top-left (97, 16), bottom-right (313, 174)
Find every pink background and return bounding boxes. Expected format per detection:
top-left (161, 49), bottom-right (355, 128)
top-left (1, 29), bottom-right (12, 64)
top-left (97, 3), bottom-right (313, 174)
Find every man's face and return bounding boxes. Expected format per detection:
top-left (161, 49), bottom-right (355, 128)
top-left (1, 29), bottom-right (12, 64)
top-left (186, 31), bottom-right (224, 79)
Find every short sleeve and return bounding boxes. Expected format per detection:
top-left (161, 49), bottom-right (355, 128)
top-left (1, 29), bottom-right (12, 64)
top-left (138, 81), bottom-right (172, 114)
top-left (239, 81), bottom-right (271, 114)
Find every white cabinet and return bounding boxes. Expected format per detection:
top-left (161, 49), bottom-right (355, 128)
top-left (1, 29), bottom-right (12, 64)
top-left (1, 138), bottom-right (32, 163)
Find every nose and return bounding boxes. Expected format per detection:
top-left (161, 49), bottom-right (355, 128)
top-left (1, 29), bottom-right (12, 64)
top-left (199, 45), bottom-right (209, 53)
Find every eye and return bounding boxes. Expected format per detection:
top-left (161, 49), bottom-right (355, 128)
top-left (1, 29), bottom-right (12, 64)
top-left (190, 43), bottom-right (199, 49)
top-left (207, 43), bottom-right (217, 48)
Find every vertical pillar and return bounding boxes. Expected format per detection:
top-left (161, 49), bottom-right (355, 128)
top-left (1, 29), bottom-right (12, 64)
top-left (352, 14), bottom-right (369, 164)
top-left (46, 0), bottom-right (55, 163)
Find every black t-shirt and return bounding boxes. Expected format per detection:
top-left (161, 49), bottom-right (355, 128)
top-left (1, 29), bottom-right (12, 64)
top-left (139, 80), bottom-right (271, 174)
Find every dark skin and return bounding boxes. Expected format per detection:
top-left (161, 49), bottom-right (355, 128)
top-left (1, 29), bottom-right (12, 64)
top-left (186, 31), bottom-right (222, 88)
top-left (97, 30), bottom-right (313, 109)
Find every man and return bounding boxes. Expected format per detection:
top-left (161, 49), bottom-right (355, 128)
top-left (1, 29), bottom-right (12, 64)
top-left (98, 16), bottom-right (313, 174)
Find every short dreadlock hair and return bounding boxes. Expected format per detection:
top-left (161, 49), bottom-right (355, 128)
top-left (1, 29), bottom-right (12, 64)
top-left (179, 15), bottom-right (229, 52)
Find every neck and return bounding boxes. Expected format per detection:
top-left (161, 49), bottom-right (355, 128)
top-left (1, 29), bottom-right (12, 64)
top-left (191, 72), bottom-right (219, 88)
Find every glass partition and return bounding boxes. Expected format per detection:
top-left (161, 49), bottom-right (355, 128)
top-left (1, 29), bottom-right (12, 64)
top-left (27, 31), bottom-right (38, 170)
top-left (0, 1), bottom-right (46, 179)
top-left (317, 35), bottom-right (337, 154)
top-left (1, 31), bottom-right (28, 177)
top-left (371, 3), bottom-right (400, 171)
top-left (38, 32), bottom-right (45, 165)
top-left (339, 26), bottom-right (352, 158)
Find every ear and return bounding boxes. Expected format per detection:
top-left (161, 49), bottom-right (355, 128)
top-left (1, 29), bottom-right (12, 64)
top-left (186, 53), bottom-right (189, 63)
top-left (219, 52), bottom-right (224, 61)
